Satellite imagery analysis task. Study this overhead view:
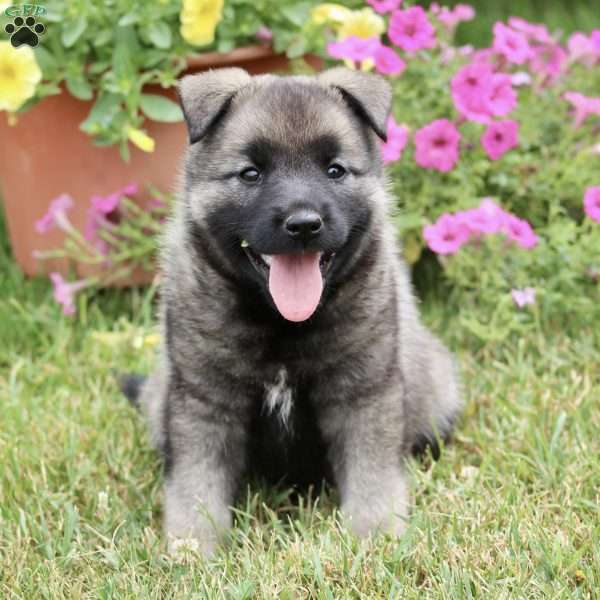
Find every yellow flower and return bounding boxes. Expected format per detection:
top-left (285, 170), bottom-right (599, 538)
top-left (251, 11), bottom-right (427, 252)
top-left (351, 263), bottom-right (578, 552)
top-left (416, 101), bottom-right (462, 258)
top-left (311, 3), bottom-right (352, 27)
top-left (0, 42), bottom-right (41, 112)
top-left (337, 8), bottom-right (385, 40)
top-left (127, 127), bottom-right (155, 153)
top-left (180, 0), bottom-right (224, 47)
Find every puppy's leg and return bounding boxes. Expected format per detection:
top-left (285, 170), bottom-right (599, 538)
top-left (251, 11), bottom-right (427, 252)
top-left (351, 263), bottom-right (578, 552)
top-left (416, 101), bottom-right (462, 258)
top-left (164, 397), bottom-right (246, 556)
top-left (322, 393), bottom-right (410, 538)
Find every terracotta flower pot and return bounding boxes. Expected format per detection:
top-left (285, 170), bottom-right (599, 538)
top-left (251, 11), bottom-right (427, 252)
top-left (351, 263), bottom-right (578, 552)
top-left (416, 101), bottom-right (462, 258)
top-left (0, 45), bottom-right (322, 284)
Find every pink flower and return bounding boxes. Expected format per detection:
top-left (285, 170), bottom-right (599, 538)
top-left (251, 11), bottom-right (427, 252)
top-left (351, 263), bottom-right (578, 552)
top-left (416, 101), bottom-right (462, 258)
top-left (503, 214), bottom-right (539, 249)
top-left (438, 4), bottom-right (475, 31)
top-left (529, 44), bottom-right (567, 83)
top-left (488, 73), bottom-right (517, 117)
top-left (35, 194), bottom-right (74, 234)
top-left (564, 92), bottom-right (600, 128)
top-left (381, 116), bottom-right (409, 164)
top-left (255, 26), bottom-right (273, 42)
top-left (481, 120), bottom-right (519, 161)
top-left (423, 213), bottom-right (470, 255)
top-left (327, 36), bottom-right (381, 62)
top-left (367, 0), bottom-right (402, 14)
top-left (388, 6), bottom-right (436, 54)
top-left (49, 273), bottom-right (89, 316)
top-left (511, 287), bottom-right (536, 308)
top-left (451, 62), bottom-right (495, 123)
top-left (471, 48), bottom-right (496, 64)
top-left (85, 182), bottom-right (138, 254)
top-left (568, 32), bottom-right (599, 64)
top-left (493, 22), bottom-right (532, 65)
top-left (583, 186), bottom-right (600, 223)
top-left (592, 30), bottom-right (600, 51)
top-left (511, 71), bottom-right (532, 87)
top-left (414, 119), bottom-right (461, 173)
top-left (508, 17), bottom-right (553, 45)
top-left (458, 198), bottom-right (506, 235)
top-left (374, 45), bottom-right (406, 75)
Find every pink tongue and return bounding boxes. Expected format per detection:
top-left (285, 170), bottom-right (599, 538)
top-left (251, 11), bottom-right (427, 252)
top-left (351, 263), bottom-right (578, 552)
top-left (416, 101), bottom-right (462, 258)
top-left (268, 253), bottom-right (323, 322)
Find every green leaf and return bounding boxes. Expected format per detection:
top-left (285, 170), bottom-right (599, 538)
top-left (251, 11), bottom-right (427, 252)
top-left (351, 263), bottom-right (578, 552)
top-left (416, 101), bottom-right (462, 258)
top-left (118, 12), bottom-right (139, 26)
top-left (139, 94), bottom-right (183, 123)
top-left (61, 15), bottom-right (87, 48)
top-left (80, 93), bottom-right (121, 133)
top-left (33, 46), bottom-right (57, 75)
top-left (145, 21), bottom-right (172, 50)
top-left (65, 76), bottom-right (93, 101)
top-left (280, 2), bottom-right (312, 27)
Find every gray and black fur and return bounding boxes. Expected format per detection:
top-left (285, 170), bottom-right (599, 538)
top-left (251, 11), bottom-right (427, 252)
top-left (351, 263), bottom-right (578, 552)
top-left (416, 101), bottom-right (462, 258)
top-left (124, 67), bottom-right (461, 554)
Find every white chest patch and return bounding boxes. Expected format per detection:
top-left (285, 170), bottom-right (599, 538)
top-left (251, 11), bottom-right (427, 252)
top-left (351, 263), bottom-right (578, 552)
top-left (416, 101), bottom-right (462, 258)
top-left (264, 368), bottom-right (293, 430)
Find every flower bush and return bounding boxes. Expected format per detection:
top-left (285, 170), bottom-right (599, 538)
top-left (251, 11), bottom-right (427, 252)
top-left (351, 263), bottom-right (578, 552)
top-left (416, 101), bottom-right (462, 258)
top-left (32, 0), bottom-right (600, 346)
top-left (315, 0), bottom-right (600, 343)
top-left (0, 0), bottom-right (360, 159)
top-left (35, 184), bottom-right (169, 313)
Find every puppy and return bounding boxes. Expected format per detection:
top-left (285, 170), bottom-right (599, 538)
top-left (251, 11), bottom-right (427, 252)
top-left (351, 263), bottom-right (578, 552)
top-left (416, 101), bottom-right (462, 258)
top-left (123, 67), bottom-right (461, 555)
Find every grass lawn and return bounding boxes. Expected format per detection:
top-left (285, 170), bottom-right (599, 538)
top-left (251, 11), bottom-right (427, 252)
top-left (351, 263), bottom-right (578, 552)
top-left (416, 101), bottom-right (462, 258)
top-left (1, 208), bottom-right (598, 599)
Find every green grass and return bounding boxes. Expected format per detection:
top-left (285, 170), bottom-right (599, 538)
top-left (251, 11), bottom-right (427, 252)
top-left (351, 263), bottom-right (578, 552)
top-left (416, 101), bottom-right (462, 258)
top-left (1, 206), bottom-right (598, 599)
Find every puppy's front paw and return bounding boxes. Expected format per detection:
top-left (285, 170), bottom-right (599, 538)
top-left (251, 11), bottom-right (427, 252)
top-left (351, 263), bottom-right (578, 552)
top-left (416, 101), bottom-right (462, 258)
top-left (341, 501), bottom-right (408, 539)
top-left (167, 534), bottom-right (218, 560)
top-left (340, 474), bottom-right (410, 539)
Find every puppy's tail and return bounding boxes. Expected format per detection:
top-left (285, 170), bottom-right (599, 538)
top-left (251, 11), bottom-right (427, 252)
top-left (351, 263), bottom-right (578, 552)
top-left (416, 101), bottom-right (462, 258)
top-left (119, 373), bottom-right (147, 409)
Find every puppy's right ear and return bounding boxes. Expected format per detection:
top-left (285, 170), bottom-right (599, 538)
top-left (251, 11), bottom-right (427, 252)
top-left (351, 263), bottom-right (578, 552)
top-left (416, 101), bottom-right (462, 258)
top-left (178, 68), bottom-right (251, 144)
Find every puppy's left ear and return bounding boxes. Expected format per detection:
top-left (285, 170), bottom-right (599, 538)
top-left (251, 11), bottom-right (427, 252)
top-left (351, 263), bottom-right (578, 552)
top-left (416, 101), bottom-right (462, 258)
top-left (318, 67), bottom-right (392, 141)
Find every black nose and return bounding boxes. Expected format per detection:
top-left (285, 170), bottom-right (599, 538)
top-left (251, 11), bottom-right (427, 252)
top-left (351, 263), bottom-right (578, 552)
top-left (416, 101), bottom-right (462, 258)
top-left (284, 210), bottom-right (323, 242)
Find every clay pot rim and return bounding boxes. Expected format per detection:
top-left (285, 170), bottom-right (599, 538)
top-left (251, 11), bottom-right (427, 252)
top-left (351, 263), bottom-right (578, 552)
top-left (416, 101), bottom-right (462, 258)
top-left (185, 44), bottom-right (282, 70)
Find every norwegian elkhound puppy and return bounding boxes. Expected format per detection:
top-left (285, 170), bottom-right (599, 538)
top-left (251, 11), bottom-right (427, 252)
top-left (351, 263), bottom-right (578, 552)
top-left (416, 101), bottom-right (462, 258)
top-left (122, 66), bottom-right (461, 555)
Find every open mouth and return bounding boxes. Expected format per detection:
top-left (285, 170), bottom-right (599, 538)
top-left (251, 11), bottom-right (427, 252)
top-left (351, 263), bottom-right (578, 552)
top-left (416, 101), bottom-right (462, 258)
top-left (243, 246), bottom-right (335, 277)
top-left (243, 245), bottom-right (335, 322)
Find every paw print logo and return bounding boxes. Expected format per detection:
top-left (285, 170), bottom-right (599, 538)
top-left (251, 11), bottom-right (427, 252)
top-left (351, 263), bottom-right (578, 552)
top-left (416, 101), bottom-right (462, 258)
top-left (5, 16), bottom-right (46, 48)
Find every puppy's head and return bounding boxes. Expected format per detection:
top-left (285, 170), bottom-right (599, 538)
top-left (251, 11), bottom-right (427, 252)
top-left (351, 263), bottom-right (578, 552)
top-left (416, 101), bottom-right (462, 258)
top-left (178, 67), bottom-right (392, 322)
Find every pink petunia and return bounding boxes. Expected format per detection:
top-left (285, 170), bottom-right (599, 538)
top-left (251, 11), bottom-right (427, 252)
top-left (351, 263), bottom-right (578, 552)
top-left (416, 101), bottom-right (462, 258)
top-left (366, 0), bottom-right (402, 14)
top-left (493, 22), bottom-right (532, 65)
top-left (488, 73), bottom-right (518, 117)
top-left (374, 45), bottom-right (406, 75)
top-left (511, 71), bottom-right (532, 87)
top-left (564, 92), bottom-right (600, 128)
top-left (567, 32), bottom-right (599, 65)
top-left (592, 30), bottom-right (600, 51)
top-left (583, 187), bottom-right (600, 223)
top-left (529, 43), bottom-right (567, 83)
top-left (481, 120), bottom-right (519, 161)
top-left (327, 36), bottom-right (381, 62)
top-left (35, 194), bottom-right (74, 234)
top-left (503, 214), bottom-right (539, 249)
top-left (470, 47), bottom-right (496, 65)
top-left (414, 119), bottom-right (461, 173)
top-left (255, 25), bottom-right (273, 42)
top-left (451, 62), bottom-right (495, 123)
top-left (49, 273), bottom-right (89, 316)
top-left (388, 6), bottom-right (436, 54)
top-left (381, 116), bottom-right (409, 164)
top-left (437, 4), bottom-right (475, 30)
top-left (511, 287), bottom-right (536, 308)
top-left (423, 214), bottom-right (470, 255)
top-left (85, 182), bottom-right (138, 254)
top-left (458, 198), bottom-right (506, 235)
top-left (507, 17), bottom-right (553, 45)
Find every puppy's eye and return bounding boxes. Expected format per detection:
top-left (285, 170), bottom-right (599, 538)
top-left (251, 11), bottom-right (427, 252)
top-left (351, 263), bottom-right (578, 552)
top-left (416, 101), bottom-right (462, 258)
top-left (326, 163), bottom-right (346, 180)
top-left (240, 167), bottom-right (261, 183)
